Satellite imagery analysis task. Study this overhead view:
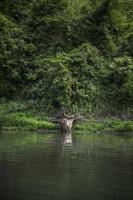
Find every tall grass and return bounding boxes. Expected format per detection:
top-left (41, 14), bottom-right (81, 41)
top-left (0, 100), bottom-right (56, 130)
top-left (74, 118), bottom-right (133, 132)
top-left (0, 100), bottom-right (132, 132)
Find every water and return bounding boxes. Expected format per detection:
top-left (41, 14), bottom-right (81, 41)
top-left (0, 130), bottom-right (133, 200)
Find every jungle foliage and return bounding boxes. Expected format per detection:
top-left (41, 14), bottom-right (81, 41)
top-left (0, 0), bottom-right (133, 115)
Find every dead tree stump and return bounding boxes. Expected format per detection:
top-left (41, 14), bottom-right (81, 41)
top-left (52, 110), bottom-right (83, 132)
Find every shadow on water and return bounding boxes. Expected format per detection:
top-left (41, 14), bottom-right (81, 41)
top-left (0, 130), bottom-right (133, 200)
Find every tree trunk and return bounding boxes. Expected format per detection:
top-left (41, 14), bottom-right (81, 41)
top-left (60, 118), bottom-right (74, 132)
top-left (52, 110), bottom-right (84, 132)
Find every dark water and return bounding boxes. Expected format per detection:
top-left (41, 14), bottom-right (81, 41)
top-left (0, 130), bottom-right (133, 200)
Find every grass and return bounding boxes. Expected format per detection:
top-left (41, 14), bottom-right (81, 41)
top-left (74, 118), bottom-right (133, 133)
top-left (0, 101), bottom-right (57, 130)
top-left (0, 113), bottom-right (132, 133)
top-left (0, 100), bottom-right (132, 132)
top-left (0, 112), bottom-right (57, 130)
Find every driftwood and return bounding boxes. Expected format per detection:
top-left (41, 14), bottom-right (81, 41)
top-left (51, 110), bottom-right (84, 132)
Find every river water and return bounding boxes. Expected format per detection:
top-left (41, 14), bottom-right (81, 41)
top-left (0, 130), bottom-right (133, 200)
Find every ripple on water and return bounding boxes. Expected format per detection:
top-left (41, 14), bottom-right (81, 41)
top-left (0, 131), bottom-right (133, 200)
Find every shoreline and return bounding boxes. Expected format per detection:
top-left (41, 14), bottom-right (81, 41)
top-left (0, 112), bottom-right (133, 133)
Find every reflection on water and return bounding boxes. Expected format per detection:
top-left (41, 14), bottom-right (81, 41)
top-left (62, 132), bottom-right (73, 146)
top-left (0, 130), bottom-right (133, 200)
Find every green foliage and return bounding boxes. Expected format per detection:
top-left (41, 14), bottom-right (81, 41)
top-left (0, 101), bottom-right (132, 132)
top-left (0, 0), bottom-right (133, 115)
top-left (101, 56), bottom-right (133, 110)
top-left (0, 101), bottom-right (56, 129)
top-left (75, 118), bottom-right (133, 132)
top-left (29, 43), bottom-right (106, 113)
top-left (0, 12), bottom-right (36, 97)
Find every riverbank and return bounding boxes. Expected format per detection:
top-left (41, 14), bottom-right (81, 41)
top-left (0, 111), bottom-right (133, 132)
top-left (0, 112), bottom-right (57, 131)
top-left (0, 100), bottom-right (132, 132)
top-left (75, 119), bottom-right (133, 133)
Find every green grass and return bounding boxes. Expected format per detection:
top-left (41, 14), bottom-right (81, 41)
top-left (0, 112), bottom-right (57, 130)
top-left (0, 101), bottom-right (57, 130)
top-left (74, 118), bottom-right (133, 132)
top-left (0, 113), bottom-right (132, 132)
top-left (0, 101), bottom-right (132, 132)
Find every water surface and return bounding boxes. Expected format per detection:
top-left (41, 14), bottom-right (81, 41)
top-left (0, 130), bottom-right (133, 200)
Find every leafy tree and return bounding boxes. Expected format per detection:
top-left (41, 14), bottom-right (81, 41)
top-left (102, 56), bottom-right (133, 110)
top-left (29, 43), bottom-right (105, 113)
top-left (0, 0), bottom-right (132, 114)
top-left (0, 12), bottom-right (36, 97)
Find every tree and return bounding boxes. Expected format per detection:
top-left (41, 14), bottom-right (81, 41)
top-left (0, 12), bottom-right (36, 97)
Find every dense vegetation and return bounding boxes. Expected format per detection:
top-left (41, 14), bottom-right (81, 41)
top-left (0, 0), bottom-right (133, 117)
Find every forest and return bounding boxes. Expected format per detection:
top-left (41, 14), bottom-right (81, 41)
top-left (0, 0), bottom-right (133, 131)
